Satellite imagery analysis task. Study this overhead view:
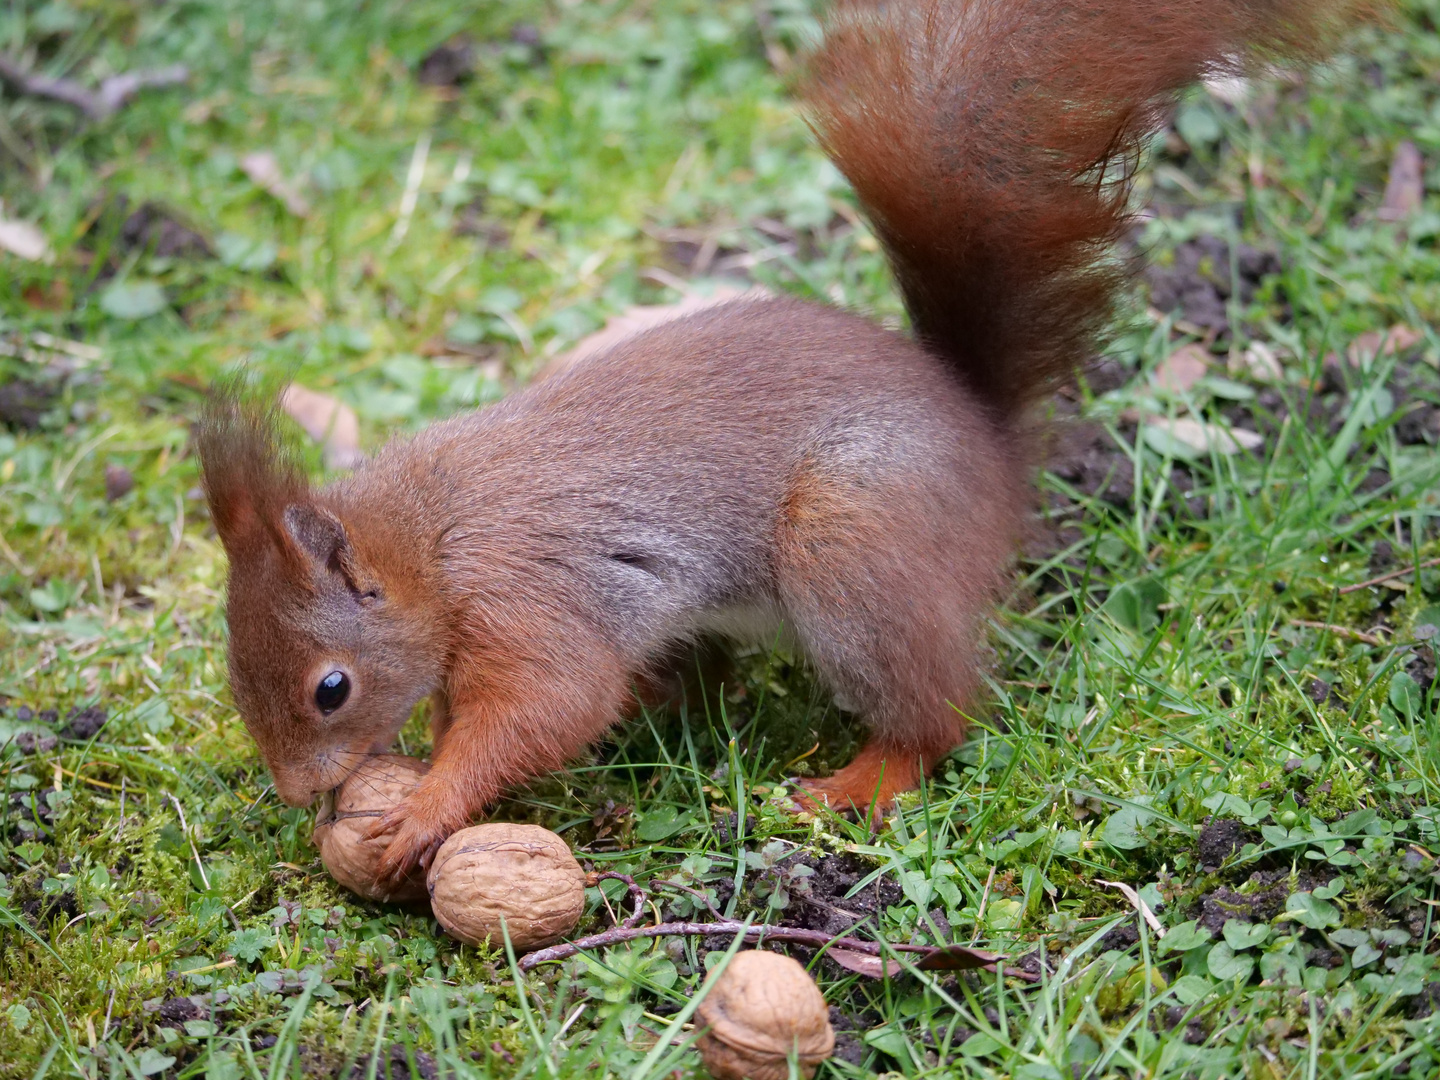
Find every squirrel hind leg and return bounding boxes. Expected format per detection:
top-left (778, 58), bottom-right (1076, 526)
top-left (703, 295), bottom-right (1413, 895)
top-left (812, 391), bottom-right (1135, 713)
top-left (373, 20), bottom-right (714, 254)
top-left (774, 452), bottom-right (1016, 813)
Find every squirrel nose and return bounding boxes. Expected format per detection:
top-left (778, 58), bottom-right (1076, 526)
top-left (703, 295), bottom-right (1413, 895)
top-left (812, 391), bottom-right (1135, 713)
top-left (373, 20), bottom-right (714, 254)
top-left (271, 771), bottom-right (319, 807)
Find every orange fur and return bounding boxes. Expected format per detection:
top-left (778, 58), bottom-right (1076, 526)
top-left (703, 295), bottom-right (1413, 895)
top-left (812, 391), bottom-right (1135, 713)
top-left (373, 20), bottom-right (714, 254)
top-left (198, 1), bottom-right (1373, 876)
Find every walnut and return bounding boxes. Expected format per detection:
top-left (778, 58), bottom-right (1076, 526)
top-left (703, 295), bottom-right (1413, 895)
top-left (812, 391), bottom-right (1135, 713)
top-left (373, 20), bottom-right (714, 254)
top-left (312, 754), bottom-right (429, 904)
top-left (696, 951), bottom-right (834, 1080)
top-left (426, 824), bottom-right (585, 952)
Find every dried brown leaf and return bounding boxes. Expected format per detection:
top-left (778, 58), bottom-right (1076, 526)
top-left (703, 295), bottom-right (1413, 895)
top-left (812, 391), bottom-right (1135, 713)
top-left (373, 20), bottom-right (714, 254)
top-left (1154, 343), bottom-right (1211, 393)
top-left (1347, 324), bottom-right (1422, 366)
top-left (826, 942), bottom-right (1003, 978)
top-left (827, 948), bottom-right (900, 978)
top-left (912, 944), bottom-right (1005, 972)
top-left (1239, 342), bottom-right (1283, 381)
top-left (1151, 417), bottom-right (1264, 456)
top-left (281, 383), bottom-right (361, 469)
top-left (1377, 141), bottom-right (1424, 222)
top-left (0, 219), bottom-right (49, 261)
top-left (241, 151), bottom-right (311, 217)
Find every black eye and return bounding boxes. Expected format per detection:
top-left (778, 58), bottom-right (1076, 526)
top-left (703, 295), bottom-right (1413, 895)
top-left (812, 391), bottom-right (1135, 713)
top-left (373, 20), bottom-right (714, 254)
top-left (315, 670), bottom-right (350, 713)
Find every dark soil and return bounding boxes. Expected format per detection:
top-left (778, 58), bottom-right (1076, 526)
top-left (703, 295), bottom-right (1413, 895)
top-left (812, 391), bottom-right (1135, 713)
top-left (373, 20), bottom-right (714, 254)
top-left (1025, 416), bottom-right (1137, 565)
top-left (1143, 234), bottom-right (1284, 337)
top-left (1044, 422), bottom-right (1135, 508)
top-left (61, 705), bottom-right (108, 741)
top-left (453, 200), bottom-right (512, 248)
top-left (711, 812), bottom-right (756, 846)
top-left (827, 1006), bottom-right (869, 1067)
top-left (348, 1046), bottom-right (439, 1080)
top-left (1396, 402), bottom-right (1440, 445)
top-left (11, 730), bottom-right (58, 755)
top-left (1307, 679), bottom-right (1346, 710)
top-left (1193, 869), bottom-right (1328, 933)
top-left (417, 39), bottom-right (475, 86)
top-left (1162, 1003), bottom-right (1210, 1044)
top-left (116, 200), bottom-right (214, 260)
top-left (782, 852), bottom-right (904, 936)
top-left (1406, 645), bottom-right (1436, 697)
top-left (1079, 357), bottom-right (1131, 397)
top-left (1409, 983), bottom-right (1440, 1018)
top-left (20, 886), bottom-right (79, 928)
top-left (1099, 922), bottom-right (1141, 952)
top-left (156, 997), bottom-right (205, 1024)
top-left (9, 789), bottom-right (56, 835)
top-left (1196, 817), bottom-right (1252, 871)
top-left (0, 378), bottom-right (58, 430)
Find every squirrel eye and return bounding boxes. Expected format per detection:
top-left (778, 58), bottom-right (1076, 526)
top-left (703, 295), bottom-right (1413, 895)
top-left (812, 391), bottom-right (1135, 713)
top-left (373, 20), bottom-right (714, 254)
top-left (314, 670), bottom-right (350, 713)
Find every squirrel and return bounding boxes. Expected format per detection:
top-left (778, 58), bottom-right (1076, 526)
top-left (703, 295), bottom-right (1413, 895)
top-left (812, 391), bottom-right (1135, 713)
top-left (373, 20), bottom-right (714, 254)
top-left (198, 0), bottom-right (1367, 881)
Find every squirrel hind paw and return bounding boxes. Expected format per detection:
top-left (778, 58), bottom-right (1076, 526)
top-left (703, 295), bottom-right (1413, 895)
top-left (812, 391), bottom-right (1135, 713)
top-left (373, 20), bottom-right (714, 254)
top-left (792, 776), bottom-right (895, 822)
top-left (791, 743), bottom-right (934, 820)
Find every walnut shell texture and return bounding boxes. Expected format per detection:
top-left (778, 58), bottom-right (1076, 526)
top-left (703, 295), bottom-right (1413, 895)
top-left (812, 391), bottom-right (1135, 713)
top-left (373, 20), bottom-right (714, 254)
top-left (696, 950), bottom-right (834, 1080)
top-left (312, 754), bottom-right (429, 904)
top-left (427, 824), bottom-right (585, 952)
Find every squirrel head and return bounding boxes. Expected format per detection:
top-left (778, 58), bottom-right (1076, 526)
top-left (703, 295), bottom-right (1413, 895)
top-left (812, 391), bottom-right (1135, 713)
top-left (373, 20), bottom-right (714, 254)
top-left (197, 393), bottom-right (442, 806)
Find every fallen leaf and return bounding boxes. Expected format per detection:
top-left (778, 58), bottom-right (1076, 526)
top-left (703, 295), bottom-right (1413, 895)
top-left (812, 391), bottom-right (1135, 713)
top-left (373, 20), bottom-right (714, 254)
top-left (1154, 344), bottom-right (1211, 393)
top-left (99, 281), bottom-right (168, 321)
top-left (1239, 342), bottom-right (1283, 381)
top-left (1347, 325), bottom-right (1422, 366)
top-left (241, 152), bottom-right (311, 217)
top-left (539, 285), bottom-right (770, 381)
top-left (1377, 141), bottom-right (1424, 222)
top-left (825, 942), bottom-right (1003, 979)
top-left (828, 948), bottom-right (900, 978)
top-left (1097, 879), bottom-right (1166, 937)
top-left (1147, 417), bottom-right (1263, 457)
top-left (1202, 74), bottom-right (1250, 106)
top-left (0, 218), bottom-right (50, 261)
top-left (912, 944), bottom-right (1006, 972)
top-left (281, 384), bottom-right (362, 470)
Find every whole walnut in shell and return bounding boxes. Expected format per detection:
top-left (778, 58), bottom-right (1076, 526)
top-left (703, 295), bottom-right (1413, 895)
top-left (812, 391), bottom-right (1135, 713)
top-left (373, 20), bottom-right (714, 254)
top-left (312, 754), bottom-right (429, 904)
top-left (696, 951), bottom-right (834, 1080)
top-left (427, 824), bottom-right (585, 952)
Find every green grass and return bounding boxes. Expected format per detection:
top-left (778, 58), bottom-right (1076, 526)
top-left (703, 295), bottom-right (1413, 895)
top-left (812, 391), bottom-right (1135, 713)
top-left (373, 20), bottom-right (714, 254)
top-left (2, 0), bottom-right (1440, 1076)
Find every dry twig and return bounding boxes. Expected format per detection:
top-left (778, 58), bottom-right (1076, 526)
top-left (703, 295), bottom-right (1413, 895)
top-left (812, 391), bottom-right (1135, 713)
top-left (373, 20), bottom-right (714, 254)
top-left (588, 871), bottom-right (648, 930)
top-left (1338, 556), bottom-right (1440, 595)
top-left (0, 55), bottom-right (187, 120)
top-left (1291, 620), bottom-right (1385, 646)
top-left (517, 919), bottom-right (1032, 980)
top-left (1097, 880), bottom-right (1166, 938)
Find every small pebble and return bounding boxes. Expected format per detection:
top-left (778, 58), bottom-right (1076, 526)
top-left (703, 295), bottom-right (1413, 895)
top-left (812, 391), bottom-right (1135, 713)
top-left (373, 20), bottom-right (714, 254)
top-left (104, 463), bottom-right (135, 501)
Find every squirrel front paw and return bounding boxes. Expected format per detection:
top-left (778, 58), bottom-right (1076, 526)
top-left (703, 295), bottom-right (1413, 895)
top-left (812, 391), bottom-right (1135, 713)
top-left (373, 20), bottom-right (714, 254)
top-left (370, 802), bottom-right (451, 884)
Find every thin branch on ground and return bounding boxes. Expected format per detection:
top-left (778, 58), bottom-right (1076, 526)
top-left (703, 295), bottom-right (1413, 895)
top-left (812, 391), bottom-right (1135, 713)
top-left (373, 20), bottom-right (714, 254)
top-left (1292, 620), bottom-right (1385, 646)
top-left (587, 871), bottom-right (648, 929)
top-left (0, 54), bottom-right (187, 120)
top-left (517, 919), bottom-right (1034, 982)
top-left (1338, 556), bottom-right (1440, 595)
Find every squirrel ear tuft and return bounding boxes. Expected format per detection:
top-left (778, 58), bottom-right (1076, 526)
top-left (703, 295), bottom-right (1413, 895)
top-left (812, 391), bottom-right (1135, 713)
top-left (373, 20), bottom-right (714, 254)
top-left (196, 385), bottom-right (309, 553)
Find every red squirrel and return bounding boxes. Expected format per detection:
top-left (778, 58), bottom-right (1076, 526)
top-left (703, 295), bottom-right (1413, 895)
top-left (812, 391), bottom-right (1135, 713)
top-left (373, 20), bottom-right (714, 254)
top-left (198, 0), bottom-right (1366, 881)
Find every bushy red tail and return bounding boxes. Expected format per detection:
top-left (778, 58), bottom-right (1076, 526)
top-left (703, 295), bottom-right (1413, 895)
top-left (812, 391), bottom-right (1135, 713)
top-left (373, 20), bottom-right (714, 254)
top-left (800, 0), bottom-right (1370, 414)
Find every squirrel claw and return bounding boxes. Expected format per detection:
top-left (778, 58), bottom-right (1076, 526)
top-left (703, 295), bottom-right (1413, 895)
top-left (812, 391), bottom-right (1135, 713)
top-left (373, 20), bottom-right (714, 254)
top-left (371, 806), bottom-right (449, 885)
top-left (785, 781), bottom-right (829, 817)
